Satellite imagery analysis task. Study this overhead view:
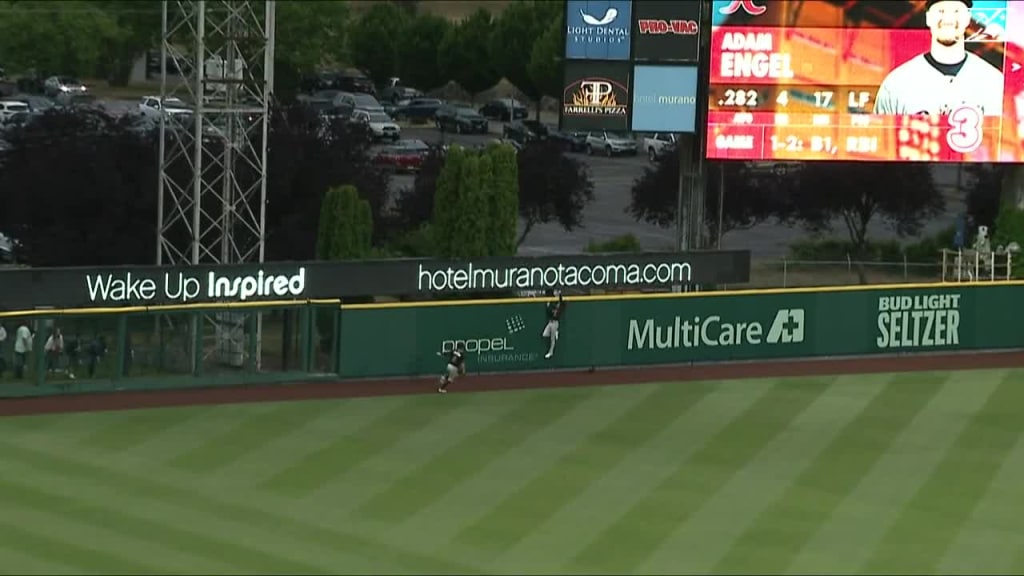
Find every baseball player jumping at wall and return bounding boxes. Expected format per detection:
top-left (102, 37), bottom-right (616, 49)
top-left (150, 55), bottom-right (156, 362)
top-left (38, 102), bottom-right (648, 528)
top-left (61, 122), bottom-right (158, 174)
top-left (873, 0), bottom-right (1003, 117)
top-left (436, 343), bottom-right (465, 394)
top-left (542, 289), bottom-right (565, 359)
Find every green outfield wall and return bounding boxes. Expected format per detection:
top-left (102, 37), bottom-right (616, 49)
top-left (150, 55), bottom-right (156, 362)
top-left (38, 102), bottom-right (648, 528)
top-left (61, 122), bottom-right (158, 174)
top-left (337, 284), bottom-right (1024, 378)
top-left (1, 283), bottom-right (1022, 397)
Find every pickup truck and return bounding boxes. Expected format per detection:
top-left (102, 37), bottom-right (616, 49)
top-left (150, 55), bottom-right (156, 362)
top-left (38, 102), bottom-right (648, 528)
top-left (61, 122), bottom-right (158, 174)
top-left (643, 133), bottom-right (678, 162)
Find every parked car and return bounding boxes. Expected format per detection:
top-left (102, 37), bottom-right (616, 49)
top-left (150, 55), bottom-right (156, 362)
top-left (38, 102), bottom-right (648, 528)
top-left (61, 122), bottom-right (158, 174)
top-left (0, 100), bottom-right (30, 123)
top-left (373, 143), bottom-right (427, 173)
top-left (300, 70), bottom-right (376, 96)
top-left (478, 98), bottom-right (528, 122)
top-left (435, 105), bottom-right (489, 134)
top-left (335, 92), bottom-right (384, 116)
top-left (550, 130), bottom-right (588, 153)
top-left (391, 98), bottom-right (444, 124)
top-left (5, 93), bottom-right (53, 113)
top-left (301, 97), bottom-right (342, 117)
top-left (643, 133), bottom-right (678, 162)
top-left (502, 120), bottom-right (547, 144)
top-left (585, 131), bottom-right (638, 156)
top-left (379, 83), bottom-right (422, 104)
top-left (138, 95), bottom-right (192, 119)
top-left (503, 121), bottom-right (587, 153)
top-left (44, 75), bottom-right (88, 98)
top-left (351, 109), bottom-right (400, 140)
top-left (54, 92), bottom-right (97, 108)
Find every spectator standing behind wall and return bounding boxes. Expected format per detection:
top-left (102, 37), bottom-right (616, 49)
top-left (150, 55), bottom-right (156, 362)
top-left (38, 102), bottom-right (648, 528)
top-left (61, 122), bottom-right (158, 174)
top-left (0, 323), bottom-right (7, 376)
top-left (13, 321), bottom-right (32, 379)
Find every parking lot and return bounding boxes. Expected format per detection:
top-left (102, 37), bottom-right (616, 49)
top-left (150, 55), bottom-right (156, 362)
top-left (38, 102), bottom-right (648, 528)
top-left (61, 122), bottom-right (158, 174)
top-left (83, 98), bottom-right (965, 258)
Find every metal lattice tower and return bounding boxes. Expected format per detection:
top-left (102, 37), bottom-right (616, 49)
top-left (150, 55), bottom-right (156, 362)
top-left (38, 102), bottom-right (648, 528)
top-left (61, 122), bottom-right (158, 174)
top-left (157, 0), bottom-right (274, 266)
top-left (156, 0), bottom-right (275, 369)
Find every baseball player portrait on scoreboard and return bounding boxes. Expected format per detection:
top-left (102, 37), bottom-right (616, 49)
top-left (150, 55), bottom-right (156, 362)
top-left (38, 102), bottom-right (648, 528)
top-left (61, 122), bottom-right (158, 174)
top-left (873, 0), bottom-right (1004, 117)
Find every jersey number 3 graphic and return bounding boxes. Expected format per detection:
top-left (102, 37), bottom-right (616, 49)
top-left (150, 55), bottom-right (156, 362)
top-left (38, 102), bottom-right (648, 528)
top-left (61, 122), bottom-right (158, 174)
top-left (946, 105), bottom-right (983, 154)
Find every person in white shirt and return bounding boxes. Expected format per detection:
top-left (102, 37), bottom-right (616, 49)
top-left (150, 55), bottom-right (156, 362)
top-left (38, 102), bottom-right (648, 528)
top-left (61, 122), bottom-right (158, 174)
top-left (44, 328), bottom-right (65, 374)
top-left (0, 324), bottom-right (7, 376)
top-left (13, 321), bottom-right (32, 379)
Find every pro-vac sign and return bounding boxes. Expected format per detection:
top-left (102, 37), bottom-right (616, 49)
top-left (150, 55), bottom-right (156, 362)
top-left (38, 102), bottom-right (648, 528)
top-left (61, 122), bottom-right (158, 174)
top-left (84, 268), bottom-right (307, 304)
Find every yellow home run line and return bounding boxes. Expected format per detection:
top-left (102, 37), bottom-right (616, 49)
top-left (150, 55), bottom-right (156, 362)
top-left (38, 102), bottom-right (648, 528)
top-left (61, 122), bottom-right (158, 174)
top-left (0, 299), bottom-right (342, 318)
top-left (2, 280), bottom-right (1021, 317)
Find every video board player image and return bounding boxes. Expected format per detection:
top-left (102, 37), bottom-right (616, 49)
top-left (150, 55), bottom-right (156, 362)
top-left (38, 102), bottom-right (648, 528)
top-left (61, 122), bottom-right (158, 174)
top-left (705, 0), bottom-right (1024, 163)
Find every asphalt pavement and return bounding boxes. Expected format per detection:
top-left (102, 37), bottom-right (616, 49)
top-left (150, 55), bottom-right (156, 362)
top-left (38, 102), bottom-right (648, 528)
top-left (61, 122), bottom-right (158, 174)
top-left (93, 98), bottom-right (966, 259)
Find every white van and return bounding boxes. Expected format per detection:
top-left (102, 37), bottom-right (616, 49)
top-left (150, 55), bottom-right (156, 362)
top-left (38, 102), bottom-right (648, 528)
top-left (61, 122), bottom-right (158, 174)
top-left (0, 100), bottom-right (29, 123)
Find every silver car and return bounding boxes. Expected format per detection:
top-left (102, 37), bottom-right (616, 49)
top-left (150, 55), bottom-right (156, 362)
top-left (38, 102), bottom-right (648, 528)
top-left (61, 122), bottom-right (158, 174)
top-left (44, 75), bottom-right (88, 98)
top-left (585, 131), bottom-right (638, 157)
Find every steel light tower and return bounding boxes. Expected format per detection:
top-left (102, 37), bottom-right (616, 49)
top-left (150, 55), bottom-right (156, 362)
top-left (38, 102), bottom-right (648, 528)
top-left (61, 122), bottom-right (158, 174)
top-left (156, 0), bottom-right (275, 369)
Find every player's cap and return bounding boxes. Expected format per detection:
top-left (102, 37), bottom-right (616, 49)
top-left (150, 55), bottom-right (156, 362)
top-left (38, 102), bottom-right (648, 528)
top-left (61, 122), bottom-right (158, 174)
top-left (925, 0), bottom-right (972, 10)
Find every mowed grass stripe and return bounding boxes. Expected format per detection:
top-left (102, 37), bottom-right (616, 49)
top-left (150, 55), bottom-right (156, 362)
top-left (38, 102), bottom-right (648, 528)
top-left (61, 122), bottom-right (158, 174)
top-left (353, 387), bottom-right (599, 523)
top-left (454, 381), bottom-right (715, 558)
top-left (571, 377), bottom-right (831, 573)
top-left (0, 473), bottom-right (329, 574)
top-left (192, 395), bottom-right (428, 488)
top-left (491, 380), bottom-right (775, 574)
top-left (712, 372), bottom-right (946, 574)
top-left (78, 405), bottom-right (215, 453)
top-left (168, 399), bottom-right (343, 473)
top-left (644, 374), bottom-right (888, 575)
top-left (308, 392), bottom-right (526, 515)
top-left (386, 385), bottom-right (657, 552)
top-left (0, 457), bottom-right (407, 575)
top-left (861, 370), bottom-right (1024, 574)
top-left (260, 394), bottom-right (465, 497)
top-left (0, 497), bottom-right (232, 574)
top-left (0, 436), bottom-right (478, 574)
top-left (0, 544), bottom-right (86, 575)
top-left (940, 431), bottom-right (1024, 573)
top-left (786, 370), bottom-right (1004, 574)
top-left (0, 515), bottom-right (164, 574)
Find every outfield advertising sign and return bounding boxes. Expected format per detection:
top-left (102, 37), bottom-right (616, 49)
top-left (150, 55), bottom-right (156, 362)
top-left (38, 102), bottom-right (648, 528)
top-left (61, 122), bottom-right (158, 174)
top-left (336, 284), bottom-right (1024, 379)
top-left (0, 251), bottom-right (751, 311)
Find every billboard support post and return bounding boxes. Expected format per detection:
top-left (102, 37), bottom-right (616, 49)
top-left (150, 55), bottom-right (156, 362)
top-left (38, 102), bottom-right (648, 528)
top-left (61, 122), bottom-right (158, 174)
top-left (676, 142), bottom-right (688, 251)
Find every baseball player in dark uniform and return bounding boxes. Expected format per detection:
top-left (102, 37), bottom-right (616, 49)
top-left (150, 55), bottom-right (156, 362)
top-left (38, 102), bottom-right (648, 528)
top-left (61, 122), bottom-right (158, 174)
top-left (873, 0), bottom-right (1003, 117)
top-left (542, 290), bottom-right (564, 359)
top-left (436, 344), bottom-right (465, 393)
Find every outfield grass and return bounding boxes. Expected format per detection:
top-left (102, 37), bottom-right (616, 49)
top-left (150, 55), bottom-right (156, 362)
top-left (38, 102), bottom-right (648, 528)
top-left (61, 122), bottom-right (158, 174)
top-left (1, 368), bottom-right (1024, 574)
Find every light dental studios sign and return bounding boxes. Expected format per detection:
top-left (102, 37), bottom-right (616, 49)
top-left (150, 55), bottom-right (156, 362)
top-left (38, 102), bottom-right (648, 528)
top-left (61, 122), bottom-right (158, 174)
top-left (85, 268), bottom-right (307, 304)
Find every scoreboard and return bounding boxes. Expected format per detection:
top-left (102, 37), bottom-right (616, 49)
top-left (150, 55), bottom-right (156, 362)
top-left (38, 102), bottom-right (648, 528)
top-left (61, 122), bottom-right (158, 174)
top-left (705, 0), bottom-right (1024, 164)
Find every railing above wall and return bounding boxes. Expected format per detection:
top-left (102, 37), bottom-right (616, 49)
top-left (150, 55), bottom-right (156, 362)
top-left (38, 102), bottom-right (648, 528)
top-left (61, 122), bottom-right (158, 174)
top-left (941, 249), bottom-right (1014, 283)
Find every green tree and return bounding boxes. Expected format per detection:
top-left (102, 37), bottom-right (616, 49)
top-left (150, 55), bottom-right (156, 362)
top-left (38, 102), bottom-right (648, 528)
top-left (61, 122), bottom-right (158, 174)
top-left (316, 185), bottom-right (373, 260)
top-left (491, 0), bottom-right (561, 116)
top-left (0, 1), bottom-right (120, 77)
top-left (432, 146), bottom-right (491, 258)
top-left (274, 1), bottom-right (350, 100)
top-left (527, 17), bottom-right (564, 117)
top-left (431, 145), bottom-right (467, 257)
top-left (396, 13), bottom-right (449, 91)
top-left (786, 162), bottom-right (944, 283)
top-left (437, 9), bottom-right (500, 100)
top-left (484, 143), bottom-right (520, 256)
top-left (276, 1), bottom-right (349, 72)
top-left (347, 2), bottom-right (409, 85)
top-left (95, 0), bottom-right (162, 86)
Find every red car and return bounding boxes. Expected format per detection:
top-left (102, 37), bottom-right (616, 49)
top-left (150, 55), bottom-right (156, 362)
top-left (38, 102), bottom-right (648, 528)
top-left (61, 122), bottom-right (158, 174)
top-left (373, 139), bottom-right (430, 173)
